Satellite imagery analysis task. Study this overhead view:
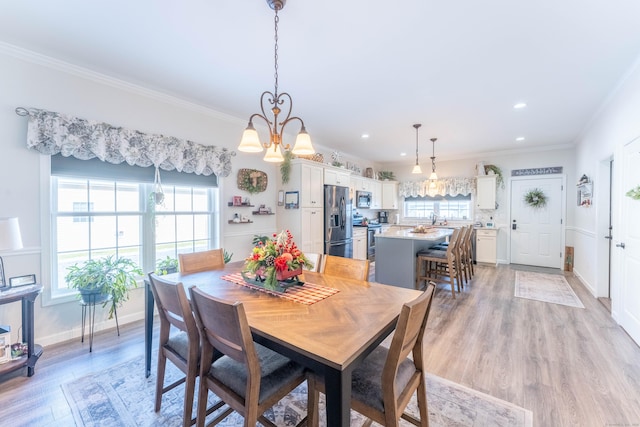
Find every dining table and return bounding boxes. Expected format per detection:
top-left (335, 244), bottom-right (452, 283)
top-left (144, 261), bottom-right (422, 426)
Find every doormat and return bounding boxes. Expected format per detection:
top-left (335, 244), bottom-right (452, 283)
top-left (62, 356), bottom-right (532, 426)
top-left (515, 270), bottom-right (584, 308)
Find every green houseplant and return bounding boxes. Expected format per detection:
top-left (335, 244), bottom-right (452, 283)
top-left (155, 256), bottom-right (179, 275)
top-left (65, 255), bottom-right (143, 319)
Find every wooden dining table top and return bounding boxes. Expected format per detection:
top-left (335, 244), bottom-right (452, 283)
top-left (161, 261), bottom-right (422, 371)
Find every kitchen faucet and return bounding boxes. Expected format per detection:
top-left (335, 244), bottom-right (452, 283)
top-left (431, 212), bottom-right (437, 225)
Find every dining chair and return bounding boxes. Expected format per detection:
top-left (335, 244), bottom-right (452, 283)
top-left (415, 227), bottom-right (461, 297)
top-left (303, 252), bottom-right (323, 273)
top-left (189, 286), bottom-right (308, 427)
top-left (307, 282), bottom-right (436, 427)
top-left (147, 273), bottom-right (226, 427)
top-left (179, 248), bottom-right (225, 274)
top-left (321, 254), bottom-right (370, 281)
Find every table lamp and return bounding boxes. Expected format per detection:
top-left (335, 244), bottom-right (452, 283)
top-left (0, 217), bottom-right (23, 290)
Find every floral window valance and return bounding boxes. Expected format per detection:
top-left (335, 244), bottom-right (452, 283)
top-left (399, 177), bottom-right (475, 198)
top-left (19, 108), bottom-right (235, 177)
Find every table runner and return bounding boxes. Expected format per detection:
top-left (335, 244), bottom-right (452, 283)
top-left (221, 272), bottom-right (339, 305)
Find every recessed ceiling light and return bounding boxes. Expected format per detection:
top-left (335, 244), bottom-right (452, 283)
top-left (513, 103), bottom-right (527, 109)
top-left (361, 133), bottom-right (369, 139)
top-left (400, 152), bottom-right (407, 156)
top-left (516, 137), bottom-right (525, 141)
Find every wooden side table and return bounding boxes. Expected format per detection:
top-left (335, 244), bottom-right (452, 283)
top-left (0, 284), bottom-right (43, 378)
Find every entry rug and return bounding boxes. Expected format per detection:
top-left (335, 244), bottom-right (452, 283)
top-left (62, 357), bottom-right (532, 426)
top-left (514, 270), bottom-right (584, 308)
top-left (221, 272), bottom-right (339, 305)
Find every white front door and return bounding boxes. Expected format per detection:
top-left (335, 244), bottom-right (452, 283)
top-left (510, 176), bottom-right (563, 268)
top-left (617, 137), bottom-right (640, 344)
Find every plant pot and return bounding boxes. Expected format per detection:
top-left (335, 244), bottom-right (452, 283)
top-left (79, 289), bottom-right (111, 305)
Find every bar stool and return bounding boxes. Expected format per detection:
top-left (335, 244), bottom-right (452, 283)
top-left (415, 228), bottom-right (461, 298)
top-left (80, 294), bottom-right (119, 352)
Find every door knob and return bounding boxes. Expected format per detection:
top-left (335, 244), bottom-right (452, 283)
top-left (616, 242), bottom-right (626, 249)
top-left (604, 235), bottom-right (613, 240)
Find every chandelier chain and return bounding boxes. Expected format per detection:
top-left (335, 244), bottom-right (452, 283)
top-left (273, 9), bottom-right (279, 97)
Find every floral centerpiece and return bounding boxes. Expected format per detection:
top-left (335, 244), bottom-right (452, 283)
top-left (242, 230), bottom-right (313, 290)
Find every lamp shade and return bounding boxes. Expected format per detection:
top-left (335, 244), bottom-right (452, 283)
top-left (263, 144), bottom-right (284, 162)
top-left (238, 125), bottom-right (264, 153)
top-left (291, 128), bottom-right (315, 156)
top-left (429, 171), bottom-right (438, 180)
top-left (412, 164), bottom-right (423, 174)
top-left (0, 217), bottom-right (23, 251)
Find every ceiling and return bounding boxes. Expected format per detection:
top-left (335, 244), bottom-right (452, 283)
top-left (2, 0), bottom-right (640, 165)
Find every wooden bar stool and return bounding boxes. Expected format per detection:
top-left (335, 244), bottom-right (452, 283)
top-left (415, 228), bottom-right (461, 298)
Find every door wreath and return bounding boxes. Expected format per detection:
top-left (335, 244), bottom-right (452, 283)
top-left (523, 188), bottom-right (547, 209)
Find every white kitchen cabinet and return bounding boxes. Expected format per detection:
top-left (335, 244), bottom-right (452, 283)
top-left (475, 228), bottom-right (497, 264)
top-left (300, 208), bottom-right (324, 254)
top-left (324, 167), bottom-right (351, 187)
top-left (353, 227), bottom-right (368, 260)
top-left (381, 181), bottom-right (399, 209)
top-left (476, 175), bottom-right (497, 210)
top-left (300, 162), bottom-right (324, 208)
top-left (370, 180), bottom-right (382, 209)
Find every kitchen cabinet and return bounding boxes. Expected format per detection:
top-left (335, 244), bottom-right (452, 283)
top-left (381, 181), bottom-right (399, 209)
top-left (475, 228), bottom-right (498, 264)
top-left (300, 162), bottom-right (324, 208)
top-left (370, 180), bottom-right (382, 209)
top-left (353, 227), bottom-right (368, 260)
top-left (476, 175), bottom-right (497, 210)
top-left (324, 167), bottom-right (351, 187)
top-left (300, 208), bottom-right (324, 253)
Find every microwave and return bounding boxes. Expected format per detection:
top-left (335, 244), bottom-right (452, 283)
top-left (356, 191), bottom-right (372, 208)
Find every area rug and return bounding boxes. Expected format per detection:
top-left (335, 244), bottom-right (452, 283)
top-left (62, 357), bottom-right (532, 426)
top-left (514, 270), bottom-right (584, 308)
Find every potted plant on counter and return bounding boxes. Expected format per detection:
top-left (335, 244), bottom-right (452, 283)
top-left (65, 255), bottom-right (143, 319)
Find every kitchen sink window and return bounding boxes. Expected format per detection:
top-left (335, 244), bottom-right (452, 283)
top-left (403, 194), bottom-right (471, 220)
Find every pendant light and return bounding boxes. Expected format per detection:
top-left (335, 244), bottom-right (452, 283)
top-left (412, 124), bottom-right (422, 174)
top-left (429, 137), bottom-right (438, 180)
top-left (237, 0), bottom-right (315, 163)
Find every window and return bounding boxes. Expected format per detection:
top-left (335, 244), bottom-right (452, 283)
top-left (403, 194), bottom-right (471, 221)
top-left (50, 156), bottom-right (219, 297)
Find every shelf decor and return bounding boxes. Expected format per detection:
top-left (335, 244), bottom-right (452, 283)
top-left (626, 185), bottom-right (640, 200)
top-left (523, 188), bottom-right (547, 209)
top-left (237, 168), bottom-right (268, 194)
top-left (484, 164), bottom-right (504, 189)
top-left (242, 230), bottom-right (313, 291)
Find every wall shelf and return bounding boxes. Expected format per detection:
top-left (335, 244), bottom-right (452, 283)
top-left (228, 202), bottom-right (255, 207)
top-left (252, 212), bottom-right (275, 215)
top-left (228, 220), bottom-right (253, 224)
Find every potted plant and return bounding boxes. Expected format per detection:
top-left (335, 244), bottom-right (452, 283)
top-left (65, 255), bottom-right (143, 319)
top-left (378, 171), bottom-right (395, 181)
top-left (155, 256), bottom-right (179, 275)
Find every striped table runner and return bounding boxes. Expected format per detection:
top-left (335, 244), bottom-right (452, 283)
top-left (220, 272), bottom-right (339, 305)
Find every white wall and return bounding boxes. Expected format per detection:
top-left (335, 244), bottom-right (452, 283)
top-left (572, 56), bottom-right (640, 318)
top-left (0, 45), bottom-right (282, 346)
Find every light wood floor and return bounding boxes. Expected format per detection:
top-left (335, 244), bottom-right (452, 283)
top-left (1, 264), bottom-right (639, 426)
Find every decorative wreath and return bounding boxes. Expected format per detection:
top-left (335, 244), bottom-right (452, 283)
top-left (523, 188), bottom-right (547, 209)
top-left (626, 185), bottom-right (640, 200)
top-left (237, 168), bottom-right (268, 194)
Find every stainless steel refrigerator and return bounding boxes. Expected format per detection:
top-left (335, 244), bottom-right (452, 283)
top-left (324, 184), bottom-right (353, 258)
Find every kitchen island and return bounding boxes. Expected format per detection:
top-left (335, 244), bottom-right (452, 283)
top-left (375, 227), bottom-right (454, 289)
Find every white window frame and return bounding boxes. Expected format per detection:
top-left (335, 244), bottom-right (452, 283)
top-left (403, 194), bottom-right (472, 221)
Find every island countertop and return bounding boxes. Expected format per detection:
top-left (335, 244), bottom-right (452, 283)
top-left (378, 227), bottom-right (453, 241)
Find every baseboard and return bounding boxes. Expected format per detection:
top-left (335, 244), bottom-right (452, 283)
top-left (572, 268), bottom-right (596, 297)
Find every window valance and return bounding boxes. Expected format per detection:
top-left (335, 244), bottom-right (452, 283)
top-left (399, 177), bottom-right (475, 198)
top-left (19, 107), bottom-right (235, 177)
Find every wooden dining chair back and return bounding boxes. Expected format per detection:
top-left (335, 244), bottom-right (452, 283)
top-left (148, 273), bottom-right (224, 427)
top-left (308, 283), bottom-right (436, 427)
top-left (321, 254), bottom-right (370, 281)
top-left (189, 286), bottom-right (307, 427)
top-left (416, 227), bottom-right (461, 297)
top-left (179, 249), bottom-right (225, 274)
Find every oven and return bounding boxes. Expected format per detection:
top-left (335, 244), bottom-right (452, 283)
top-left (367, 224), bottom-right (381, 261)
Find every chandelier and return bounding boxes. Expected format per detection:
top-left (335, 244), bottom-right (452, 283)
top-left (237, 0), bottom-right (315, 163)
top-left (411, 124), bottom-right (422, 174)
top-left (429, 137), bottom-right (438, 180)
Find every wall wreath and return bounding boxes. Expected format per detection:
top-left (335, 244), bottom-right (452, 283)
top-left (237, 168), bottom-right (268, 194)
top-left (523, 188), bottom-right (547, 209)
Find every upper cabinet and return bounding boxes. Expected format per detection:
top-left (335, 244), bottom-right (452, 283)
top-left (300, 162), bottom-right (324, 207)
top-left (381, 181), bottom-right (399, 210)
top-left (370, 180), bottom-right (382, 209)
top-left (324, 167), bottom-right (351, 187)
top-left (476, 175), bottom-right (496, 210)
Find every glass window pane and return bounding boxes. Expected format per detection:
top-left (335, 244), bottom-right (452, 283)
top-left (89, 180), bottom-right (115, 212)
top-left (58, 178), bottom-right (88, 212)
top-left (156, 188), bottom-right (175, 212)
top-left (193, 215), bottom-right (209, 240)
top-left (175, 187), bottom-right (192, 210)
top-left (155, 214), bottom-right (176, 244)
top-left (116, 183), bottom-right (139, 212)
top-left (176, 215), bottom-right (194, 242)
top-left (116, 215), bottom-right (142, 247)
top-left (193, 188), bottom-right (208, 211)
top-left (57, 217), bottom-right (90, 252)
top-left (90, 216), bottom-right (117, 250)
